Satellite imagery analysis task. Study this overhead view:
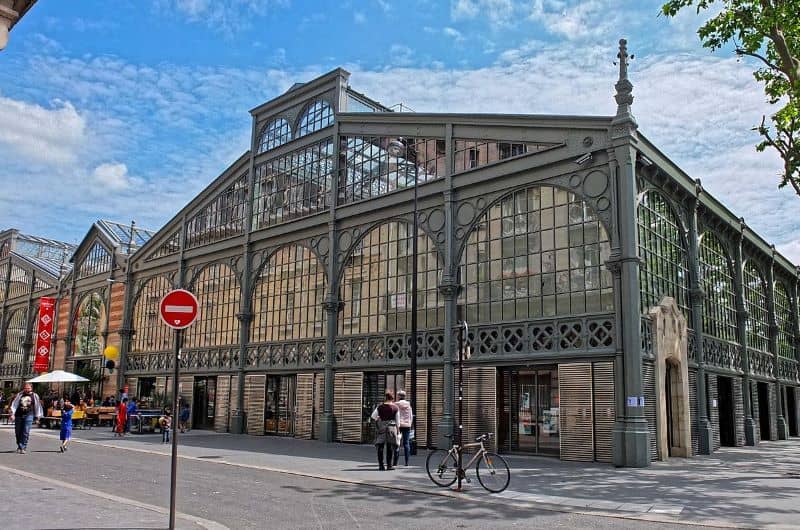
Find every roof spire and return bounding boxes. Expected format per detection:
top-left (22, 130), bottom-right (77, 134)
top-left (612, 38), bottom-right (637, 137)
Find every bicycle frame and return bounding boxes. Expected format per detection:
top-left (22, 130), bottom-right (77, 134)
top-left (450, 439), bottom-right (486, 476)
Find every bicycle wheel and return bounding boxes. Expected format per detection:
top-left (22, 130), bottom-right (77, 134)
top-left (476, 452), bottom-right (510, 493)
top-left (426, 449), bottom-right (458, 487)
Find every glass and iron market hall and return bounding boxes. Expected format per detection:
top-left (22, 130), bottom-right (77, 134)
top-left (2, 55), bottom-right (799, 467)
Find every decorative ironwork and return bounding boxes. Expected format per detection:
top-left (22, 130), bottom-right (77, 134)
top-left (77, 242), bottom-right (112, 279)
top-left (641, 316), bottom-right (653, 357)
top-left (703, 337), bottom-right (742, 371)
top-left (748, 347), bottom-right (774, 378)
top-left (461, 185), bottom-right (613, 324)
top-left (778, 357), bottom-right (800, 383)
top-left (687, 328), bottom-right (696, 363)
top-left (146, 229), bottom-right (180, 261)
top-left (637, 190), bottom-right (691, 319)
top-left (333, 329), bottom-right (444, 366)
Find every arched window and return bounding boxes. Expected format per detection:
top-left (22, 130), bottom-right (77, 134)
top-left (184, 264), bottom-right (241, 348)
top-left (461, 185), bottom-right (613, 323)
top-left (339, 222), bottom-right (442, 335)
top-left (257, 118), bottom-right (292, 154)
top-left (78, 242), bottom-right (112, 279)
top-left (743, 260), bottom-right (769, 352)
top-left (73, 292), bottom-right (107, 356)
top-left (774, 281), bottom-right (795, 358)
top-left (297, 100), bottom-right (334, 137)
top-left (3, 307), bottom-right (28, 364)
top-left (699, 233), bottom-right (737, 342)
top-left (131, 276), bottom-right (173, 353)
top-left (251, 245), bottom-right (326, 342)
top-left (637, 191), bottom-right (691, 319)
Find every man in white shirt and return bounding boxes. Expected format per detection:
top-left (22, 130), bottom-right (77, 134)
top-left (10, 383), bottom-right (43, 454)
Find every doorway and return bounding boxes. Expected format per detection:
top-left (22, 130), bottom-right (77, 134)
top-left (757, 382), bottom-right (771, 441)
top-left (498, 367), bottom-right (559, 456)
top-left (362, 371), bottom-right (405, 443)
top-left (717, 376), bottom-right (736, 447)
top-left (192, 377), bottom-right (217, 430)
top-left (265, 375), bottom-right (296, 436)
top-left (787, 387), bottom-right (798, 437)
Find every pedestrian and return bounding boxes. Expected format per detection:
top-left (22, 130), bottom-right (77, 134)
top-left (115, 397), bottom-right (128, 437)
top-left (179, 401), bottom-right (190, 433)
top-left (370, 390), bottom-right (399, 471)
top-left (125, 397), bottom-right (139, 434)
top-left (9, 383), bottom-right (43, 454)
top-left (159, 408), bottom-right (172, 444)
top-left (394, 390), bottom-right (414, 466)
top-left (59, 399), bottom-right (74, 453)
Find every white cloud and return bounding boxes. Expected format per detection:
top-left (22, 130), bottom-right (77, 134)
top-left (153, 0), bottom-right (289, 35)
top-left (443, 27), bottom-right (464, 41)
top-left (450, 0), bottom-right (519, 28)
top-left (0, 97), bottom-right (86, 166)
top-left (92, 163), bottom-right (132, 191)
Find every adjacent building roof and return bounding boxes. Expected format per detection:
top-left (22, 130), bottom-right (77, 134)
top-left (95, 219), bottom-right (154, 254)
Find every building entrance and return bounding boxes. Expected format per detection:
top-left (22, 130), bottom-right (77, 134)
top-left (757, 382), bottom-right (771, 440)
top-left (786, 387), bottom-right (798, 437)
top-left (192, 377), bottom-right (216, 430)
top-left (497, 367), bottom-right (559, 456)
top-left (362, 371), bottom-right (404, 443)
top-left (265, 375), bottom-right (296, 436)
top-left (717, 376), bottom-right (736, 447)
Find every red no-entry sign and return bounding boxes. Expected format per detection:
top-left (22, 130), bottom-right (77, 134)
top-left (159, 289), bottom-right (199, 330)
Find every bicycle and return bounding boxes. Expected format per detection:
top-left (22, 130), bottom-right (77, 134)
top-left (425, 433), bottom-right (510, 493)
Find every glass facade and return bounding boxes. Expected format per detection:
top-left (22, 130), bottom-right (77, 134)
top-left (339, 136), bottom-right (444, 204)
top-left (744, 260), bottom-right (770, 353)
top-left (252, 138), bottom-right (334, 229)
top-left (452, 139), bottom-right (559, 173)
top-left (699, 233), bottom-right (738, 342)
top-left (461, 185), bottom-right (613, 324)
top-left (251, 245), bottom-right (326, 343)
top-left (8, 265), bottom-right (29, 299)
top-left (258, 118), bottom-right (292, 154)
top-left (774, 281), bottom-right (795, 358)
top-left (186, 174), bottom-right (248, 249)
top-left (297, 100), bottom-right (334, 137)
top-left (3, 307), bottom-right (28, 364)
top-left (72, 292), bottom-right (107, 357)
top-left (147, 230), bottom-right (181, 260)
top-left (78, 242), bottom-right (112, 279)
top-left (185, 263), bottom-right (241, 348)
top-left (339, 222), bottom-right (442, 335)
top-left (131, 276), bottom-right (173, 353)
top-left (637, 190), bottom-right (691, 319)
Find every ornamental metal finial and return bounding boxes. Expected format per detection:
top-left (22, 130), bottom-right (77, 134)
top-left (614, 39), bottom-right (634, 116)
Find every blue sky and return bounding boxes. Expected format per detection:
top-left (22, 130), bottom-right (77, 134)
top-left (1, 0), bottom-right (798, 262)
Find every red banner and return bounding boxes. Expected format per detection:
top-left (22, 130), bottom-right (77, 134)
top-left (33, 297), bottom-right (56, 373)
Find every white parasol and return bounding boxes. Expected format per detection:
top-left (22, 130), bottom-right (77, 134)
top-left (27, 370), bottom-right (90, 383)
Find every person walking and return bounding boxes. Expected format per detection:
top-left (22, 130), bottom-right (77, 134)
top-left (370, 390), bottom-right (399, 471)
top-left (59, 400), bottom-right (74, 452)
top-left (125, 397), bottom-right (139, 434)
top-left (9, 383), bottom-right (43, 454)
top-left (394, 390), bottom-right (414, 466)
top-left (178, 401), bottom-right (190, 433)
top-left (159, 408), bottom-right (172, 444)
top-left (115, 397), bottom-right (128, 437)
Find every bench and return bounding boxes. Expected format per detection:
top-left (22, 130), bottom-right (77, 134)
top-left (41, 409), bottom-right (61, 429)
top-left (0, 413), bottom-right (9, 425)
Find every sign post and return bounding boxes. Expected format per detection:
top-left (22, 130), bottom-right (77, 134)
top-left (159, 289), bottom-right (199, 530)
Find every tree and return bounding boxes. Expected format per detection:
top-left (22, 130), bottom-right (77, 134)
top-left (662, 0), bottom-right (800, 196)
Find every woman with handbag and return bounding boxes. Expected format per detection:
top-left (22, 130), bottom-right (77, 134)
top-left (370, 390), bottom-right (399, 471)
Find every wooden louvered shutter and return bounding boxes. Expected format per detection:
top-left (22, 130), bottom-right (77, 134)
top-left (462, 367), bottom-right (497, 452)
top-left (592, 361), bottom-right (615, 463)
top-left (313, 373), bottom-right (324, 439)
top-left (642, 360), bottom-right (658, 461)
top-left (404, 369), bottom-right (430, 448)
top-left (429, 368), bottom-right (444, 448)
top-left (214, 376), bottom-right (231, 433)
top-left (559, 363), bottom-right (594, 462)
top-left (295, 373), bottom-right (315, 439)
top-left (245, 374), bottom-right (266, 435)
top-left (334, 372), bottom-right (363, 442)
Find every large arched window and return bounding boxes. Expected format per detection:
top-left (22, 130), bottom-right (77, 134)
top-left (461, 185), bottom-right (613, 323)
top-left (131, 276), bottom-right (173, 353)
top-left (637, 190), bottom-right (691, 319)
top-left (185, 263), bottom-right (241, 348)
top-left (339, 222), bottom-right (442, 335)
top-left (257, 118), bottom-right (292, 154)
top-left (78, 242), bottom-right (112, 279)
top-left (699, 233), bottom-right (738, 342)
top-left (743, 260), bottom-right (769, 352)
top-left (774, 281), bottom-right (795, 358)
top-left (297, 100), bottom-right (334, 137)
top-left (3, 307), bottom-right (28, 364)
top-left (73, 292), bottom-right (107, 356)
top-left (251, 245), bottom-right (326, 342)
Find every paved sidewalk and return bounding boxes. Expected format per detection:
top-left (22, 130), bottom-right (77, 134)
top-left (12, 424), bottom-right (800, 529)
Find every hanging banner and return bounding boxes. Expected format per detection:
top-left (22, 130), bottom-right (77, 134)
top-left (33, 297), bottom-right (56, 373)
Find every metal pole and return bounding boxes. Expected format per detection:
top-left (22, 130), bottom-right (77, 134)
top-left (457, 320), bottom-right (465, 491)
top-left (168, 327), bottom-right (182, 530)
top-left (410, 144), bottom-right (419, 456)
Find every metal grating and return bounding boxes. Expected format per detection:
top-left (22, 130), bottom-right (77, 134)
top-left (313, 373), bottom-right (324, 440)
top-left (559, 363), bottom-right (594, 462)
top-left (688, 369), bottom-right (698, 456)
top-left (592, 361), bottom-right (615, 463)
top-left (295, 373), bottom-right (315, 440)
top-left (769, 383), bottom-right (778, 441)
top-left (733, 376), bottom-right (745, 446)
top-left (707, 373), bottom-right (721, 451)
top-left (334, 372), bottom-right (363, 443)
top-left (642, 360), bottom-right (658, 461)
top-left (429, 368), bottom-right (444, 448)
top-left (245, 375), bottom-right (266, 435)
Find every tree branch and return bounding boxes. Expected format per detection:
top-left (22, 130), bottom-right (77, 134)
top-left (735, 47), bottom-right (782, 73)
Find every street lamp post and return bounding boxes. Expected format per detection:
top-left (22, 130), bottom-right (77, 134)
top-left (388, 137), bottom-right (419, 455)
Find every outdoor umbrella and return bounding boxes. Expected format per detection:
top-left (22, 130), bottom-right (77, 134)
top-left (27, 370), bottom-right (90, 383)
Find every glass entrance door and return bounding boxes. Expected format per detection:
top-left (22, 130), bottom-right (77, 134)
top-left (192, 377), bottom-right (217, 430)
top-left (265, 375), bottom-right (296, 436)
top-left (500, 367), bottom-right (559, 455)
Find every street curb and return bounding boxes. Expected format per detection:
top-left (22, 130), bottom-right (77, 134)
top-left (28, 430), bottom-right (769, 530)
top-left (0, 462), bottom-right (228, 530)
